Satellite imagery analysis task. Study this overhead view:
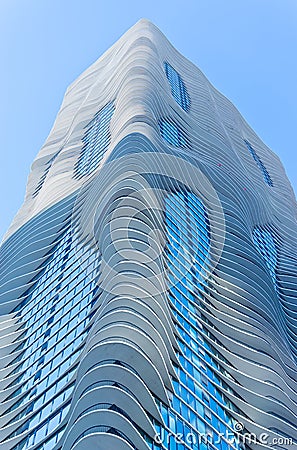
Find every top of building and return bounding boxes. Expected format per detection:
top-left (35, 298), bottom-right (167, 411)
top-left (2, 19), bottom-right (295, 243)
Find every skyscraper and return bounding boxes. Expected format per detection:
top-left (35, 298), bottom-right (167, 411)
top-left (0, 18), bottom-right (296, 450)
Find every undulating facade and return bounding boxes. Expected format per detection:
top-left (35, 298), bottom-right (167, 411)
top-left (0, 19), bottom-right (297, 450)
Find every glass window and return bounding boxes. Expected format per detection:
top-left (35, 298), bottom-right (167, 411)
top-left (164, 62), bottom-right (190, 112)
top-left (35, 422), bottom-right (48, 443)
top-left (253, 226), bottom-right (278, 290)
top-left (32, 153), bottom-right (59, 198)
top-left (244, 140), bottom-right (273, 186)
top-left (47, 410), bottom-right (61, 434)
top-left (5, 228), bottom-right (101, 449)
top-left (159, 119), bottom-right (187, 147)
top-left (163, 190), bottom-right (246, 450)
top-left (74, 102), bottom-right (115, 177)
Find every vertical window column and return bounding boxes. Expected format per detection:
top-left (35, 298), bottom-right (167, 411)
top-left (244, 140), bottom-right (273, 186)
top-left (164, 62), bottom-right (190, 112)
top-left (74, 102), bottom-right (115, 178)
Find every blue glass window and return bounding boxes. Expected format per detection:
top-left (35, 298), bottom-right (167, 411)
top-left (74, 102), bottom-right (115, 177)
top-left (244, 140), bottom-right (273, 187)
top-left (2, 225), bottom-right (101, 448)
top-left (33, 153), bottom-right (59, 198)
top-left (159, 119), bottom-right (187, 148)
top-left (161, 190), bottom-right (249, 450)
top-left (164, 62), bottom-right (190, 112)
top-left (253, 227), bottom-right (277, 290)
top-left (12, 404), bottom-right (69, 450)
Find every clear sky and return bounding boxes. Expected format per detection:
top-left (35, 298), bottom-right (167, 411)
top-left (1, 0), bottom-right (296, 241)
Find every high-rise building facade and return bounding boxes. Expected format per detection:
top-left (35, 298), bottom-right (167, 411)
top-left (0, 19), bottom-right (296, 450)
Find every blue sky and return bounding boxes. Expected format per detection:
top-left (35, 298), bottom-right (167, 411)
top-left (1, 0), bottom-right (296, 241)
